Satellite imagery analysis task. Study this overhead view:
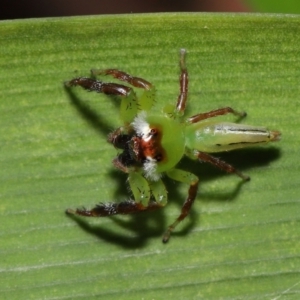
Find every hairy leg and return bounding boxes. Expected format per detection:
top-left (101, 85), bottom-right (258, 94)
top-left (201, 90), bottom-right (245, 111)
top-left (187, 107), bottom-right (246, 124)
top-left (92, 68), bottom-right (156, 112)
top-left (175, 49), bottom-right (189, 115)
top-left (65, 77), bottom-right (138, 124)
top-left (164, 168), bottom-right (199, 243)
top-left (196, 151), bottom-right (250, 181)
top-left (91, 69), bottom-right (152, 90)
top-left (66, 199), bottom-right (162, 217)
top-left (65, 77), bottom-right (131, 96)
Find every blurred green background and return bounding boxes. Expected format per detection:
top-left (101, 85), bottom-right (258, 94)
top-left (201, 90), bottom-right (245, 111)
top-left (247, 0), bottom-right (300, 14)
top-left (0, 0), bottom-right (299, 21)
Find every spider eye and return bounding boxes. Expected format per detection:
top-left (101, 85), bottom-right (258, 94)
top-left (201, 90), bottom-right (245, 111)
top-left (150, 128), bottom-right (158, 136)
top-left (155, 154), bottom-right (163, 162)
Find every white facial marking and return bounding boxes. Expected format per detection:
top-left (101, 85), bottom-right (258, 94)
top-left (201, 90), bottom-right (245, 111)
top-left (132, 112), bottom-right (151, 141)
top-left (143, 157), bottom-right (161, 181)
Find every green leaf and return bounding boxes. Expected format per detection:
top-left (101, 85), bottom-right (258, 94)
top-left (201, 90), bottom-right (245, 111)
top-left (1, 13), bottom-right (299, 299)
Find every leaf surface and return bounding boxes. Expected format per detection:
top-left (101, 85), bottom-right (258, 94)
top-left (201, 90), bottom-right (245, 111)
top-left (0, 13), bottom-right (299, 300)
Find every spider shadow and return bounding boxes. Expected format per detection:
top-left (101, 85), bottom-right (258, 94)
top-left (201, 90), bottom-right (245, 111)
top-left (64, 84), bottom-right (117, 136)
top-left (65, 168), bottom-right (197, 247)
top-left (65, 147), bottom-right (280, 246)
top-left (166, 146), bottom-right (281, 239)
top-left (66, 208), bottom-right (166, 248)
top-left (178, 146), bottom-right (281, 203)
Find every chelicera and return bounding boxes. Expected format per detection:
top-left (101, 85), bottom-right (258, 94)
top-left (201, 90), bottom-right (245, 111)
top-left (65, 49), bottom-right (280, 243)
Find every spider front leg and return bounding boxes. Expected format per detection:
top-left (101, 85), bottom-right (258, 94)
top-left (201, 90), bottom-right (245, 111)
top-left (66, 172), bottom-right (167, 224)
top-left (66, 199), bottom-right (161, 218)
top-left (65, 77), bottom-right (139, 124)
top-left (92, 68), bottom-right (156, 112)
top-left (91, 69), bottom-right (152, 90)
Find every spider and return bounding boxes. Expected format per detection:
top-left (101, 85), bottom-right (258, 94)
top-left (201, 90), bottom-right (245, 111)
top-left (65, 49), bottom-right (281, 243)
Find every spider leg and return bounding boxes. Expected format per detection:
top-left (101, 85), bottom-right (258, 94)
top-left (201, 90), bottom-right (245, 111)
top-left (92, 69), bottom-right (156, 112)
top-left (164, 169), bottom-right (199, 243)
top-left (187, 107), bottom-right (246, 124)
top-left (66, 173), bottom-right (166, 217)
top-left (92, 69), bottom-right (152, 90)
top-left (163, 49), bottom-right (189, 118)
top-left (163, 151), bottom-right (249, 243)
top-left (196, 151), bottom-right (250, 181)
top-left (66, 173), bottom-right (168, 232)
top-left (66, 199), bottom-right (162, 217)
top-left (65, 77), bottom-right (131, 96)
top-left (65, 77), bottom-right (139, 124)
top-left (175, 49), bottom-right (189, 114)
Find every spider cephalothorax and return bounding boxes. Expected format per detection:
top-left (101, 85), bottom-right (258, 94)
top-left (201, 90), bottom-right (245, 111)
top-left (65, 49), bottom-right (280, 243)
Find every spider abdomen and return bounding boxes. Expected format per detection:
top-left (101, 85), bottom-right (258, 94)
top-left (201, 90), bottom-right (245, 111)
top-left (185, 121), bottom-right (280, 153)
